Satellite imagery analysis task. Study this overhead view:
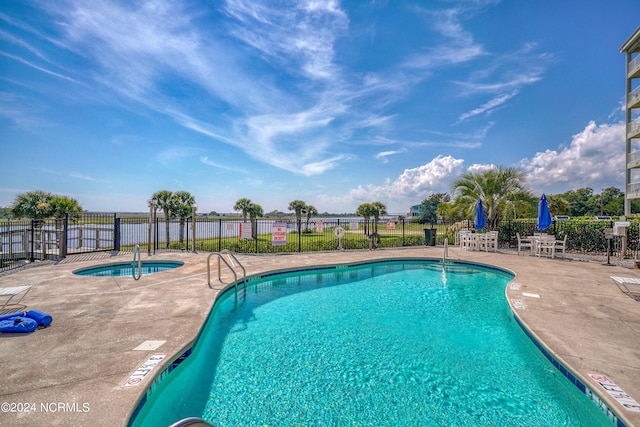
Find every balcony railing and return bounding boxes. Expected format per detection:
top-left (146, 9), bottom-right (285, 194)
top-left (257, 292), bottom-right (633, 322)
top-left (629, 55), bottom-right (640, 78)
top-left (628, 150), bottom-right (640, 168)
top-left (628, 182), bottom-right (640, 196)
top-left (629, 118), bottom-right (640, 139)
top-left (628, 86), bottom-right (640, 109)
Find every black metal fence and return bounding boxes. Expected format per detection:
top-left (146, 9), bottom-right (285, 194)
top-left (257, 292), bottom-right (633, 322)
top-left (1, 213), bottom-right (638, 273)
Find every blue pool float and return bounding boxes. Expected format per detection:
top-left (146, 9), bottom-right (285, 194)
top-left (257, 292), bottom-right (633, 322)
top-left (0, 310), bottom-right (52, 333)
top-left (0, 316), bottom-right (38, 333)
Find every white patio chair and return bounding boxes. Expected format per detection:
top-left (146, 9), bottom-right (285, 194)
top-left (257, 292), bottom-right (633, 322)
top-left (554, 235), bottom-right (567, 259)
top-left (484, 231), bottom-right (498, 252)
top-left (459, 230), bottom-right (474, 251)
top-left (535, 236), bottom-right (556, 258)
top-left (516, 233), bottom-right (533, 255)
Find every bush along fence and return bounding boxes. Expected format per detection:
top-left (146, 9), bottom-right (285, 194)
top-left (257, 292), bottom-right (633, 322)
top-left (1, 213), bottom-right (638, 273)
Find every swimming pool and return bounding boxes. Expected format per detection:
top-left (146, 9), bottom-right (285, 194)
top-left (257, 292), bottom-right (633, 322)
top-left (129, 259), bottom-right (614, 426)
top-left (73, 261), bottom-right (183, 277)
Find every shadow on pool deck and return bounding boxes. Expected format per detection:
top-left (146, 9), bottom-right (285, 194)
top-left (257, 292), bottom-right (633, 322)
top-left (0, 247), bottom-right (638, 427)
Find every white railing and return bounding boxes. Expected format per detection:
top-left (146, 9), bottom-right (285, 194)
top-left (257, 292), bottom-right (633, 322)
top-left (628, 182), bottom-right (640, 195)
top-left (67, 226), bottom-right (113, 251)
top-left (629, 55), bottom-right (640, 77)
top-left (629, 118), bottom-right (640, 139)
top-left (628, 150), bottom-right (640, 166)
top-left (0, 227), bottom-right (62, 260)
top-left (628, 86), bottom-right (640, 108)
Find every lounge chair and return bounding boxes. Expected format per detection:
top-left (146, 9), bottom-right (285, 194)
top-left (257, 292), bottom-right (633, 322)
top-left (610, 276), bottom-right (640, 301)
top-left (0, 285), bottom-right (31, 311)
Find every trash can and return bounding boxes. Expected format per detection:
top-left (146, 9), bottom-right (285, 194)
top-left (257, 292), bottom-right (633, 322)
top-left (424, 228), bottom-right (436, 246)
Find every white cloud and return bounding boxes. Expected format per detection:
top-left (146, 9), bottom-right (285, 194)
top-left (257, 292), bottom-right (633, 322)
top-left (375, 149), bottom-right (407, 163)
top-left (155, 147), bottom-right (200, 165)
top-left (455, 90), bottom-right (518, 124)
top-left (319, 120), bottom-right (626, 213)
top-left (520, 121), bottom-right (625, 193)
top-left (68, 172), bottom-right (110, 183)
top-left (200, 157), bottom-right (248, 174)
top-left (450, 42), bottom-right (553, 125)
top-left (0, 52), bottom-right (76, 82)
top-left (404, 7), bottom-right (485, 70)
top-left (316, 155), bottom-right (465, 212)
top-left (224, 0), bottom-right (349, 80)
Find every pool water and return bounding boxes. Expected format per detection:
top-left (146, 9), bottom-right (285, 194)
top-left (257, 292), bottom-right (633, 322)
top-left (73, 261), bottom-right (183, 277)
top-left (131, 260), bottom-right (612, 427)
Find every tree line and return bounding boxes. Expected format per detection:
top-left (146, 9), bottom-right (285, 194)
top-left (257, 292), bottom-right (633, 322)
top-left (417, 168), bottom-right (634, 228)
top-left (4, 167), bottom-right (636, 238)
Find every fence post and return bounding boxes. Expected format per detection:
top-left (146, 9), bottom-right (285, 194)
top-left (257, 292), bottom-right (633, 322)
top-left (114, 214), bottom-right (121, 252)
top-left (402, 218), bottom-right (405, 246)
top-left (218, 218), bottom-right (222, 252)
top-left (154, 215), bottom-right (158, 254)
top-left (185, 218), bottom-right (189, 251)
top-left (29, 219), bottom-right (35, 262)
top-left (147, 205), bottom-right (153, 256)
top-left (191, 205), bottom-right (197, 252)
top-left (60, 214), bottom-right (68, 258)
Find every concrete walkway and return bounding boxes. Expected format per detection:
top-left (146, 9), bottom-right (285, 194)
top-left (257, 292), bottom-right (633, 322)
top-left (0, 247), bottom-right (638, 427)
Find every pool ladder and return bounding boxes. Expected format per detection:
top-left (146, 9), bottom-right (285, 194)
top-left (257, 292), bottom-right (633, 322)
top-left (132, 244), bottom-right (142, 280)
top-left (207, 250), bottom-right (247, 298)
top-left (168, 417), bottom-right (214, 427)
top-left (442, 238), bottom-right (449, 271)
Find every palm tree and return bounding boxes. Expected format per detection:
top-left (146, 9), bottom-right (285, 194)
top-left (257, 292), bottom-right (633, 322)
top-left (152, 190), bottom-right (173, 248)
top-left (234, 198), bottom-right (253, 222)
top-left (304, 204), bottom-right (318, 232)
top-left (371, 201), bottom-right (387, 234)
top-left (247, 202), bottom-right (263, 239)
top-left (356, 203), bottom-right (376, 235)
top-left (11, 190), bottom-right (84, 227)
top-left (288, 199), bottom-right (307, 232)
top-left (10, 190), bottom-right (54, 222)
top-left (171, 191), bottom-right (196, 245)
top-left (50, 196), bottom-right (83, 221)
top-left (451, 166), bottom-right (533, 230)
top-left (547, 194), bottom-right (571, 219)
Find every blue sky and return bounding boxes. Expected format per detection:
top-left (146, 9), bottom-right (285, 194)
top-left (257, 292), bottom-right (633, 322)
top-left (1, 0), bottom-right (639, 214)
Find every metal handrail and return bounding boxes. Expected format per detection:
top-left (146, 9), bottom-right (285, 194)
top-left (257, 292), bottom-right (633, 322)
top-left (220, 249), bottom-right (246, 282)
top-left (443, 238), bottom-right (448, 264)
top-left (207, 250), bottom-right (246, 298)
top-left (168, 417), bottom-right (214, 427)
top-left (132, 244), bottom-right (142, 280)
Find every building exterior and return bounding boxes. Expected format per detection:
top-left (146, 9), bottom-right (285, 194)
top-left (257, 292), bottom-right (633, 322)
top-left (621, 26), bottom-right (640, 216)
top-left (408, 204), bottom-right (425, 217)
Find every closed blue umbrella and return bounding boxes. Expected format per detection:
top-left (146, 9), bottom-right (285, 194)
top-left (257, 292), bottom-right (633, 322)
top-left (537, 194), bottom-right (552, 231)
top-left (474, 199), bottom-right (486, 230)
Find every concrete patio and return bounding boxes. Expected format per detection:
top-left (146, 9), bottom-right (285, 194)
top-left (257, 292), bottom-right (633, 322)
top-left (0, 246), bottom-right (638, 426)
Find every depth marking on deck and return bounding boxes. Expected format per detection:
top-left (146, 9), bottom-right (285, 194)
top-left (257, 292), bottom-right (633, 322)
top-left (122, 355), bottom-right (165, 387)
top-left (511, 299), bottom-right (525, 310)
top-left (133, 340), bottom-right (166, 351)
top-left (522, 292), bottom-right (540, 298)
top-left (589, 374), bottom-right (640, 412)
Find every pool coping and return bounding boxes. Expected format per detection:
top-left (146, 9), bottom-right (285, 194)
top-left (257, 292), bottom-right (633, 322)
top-left (130, 256), bottom-right (631, 427)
